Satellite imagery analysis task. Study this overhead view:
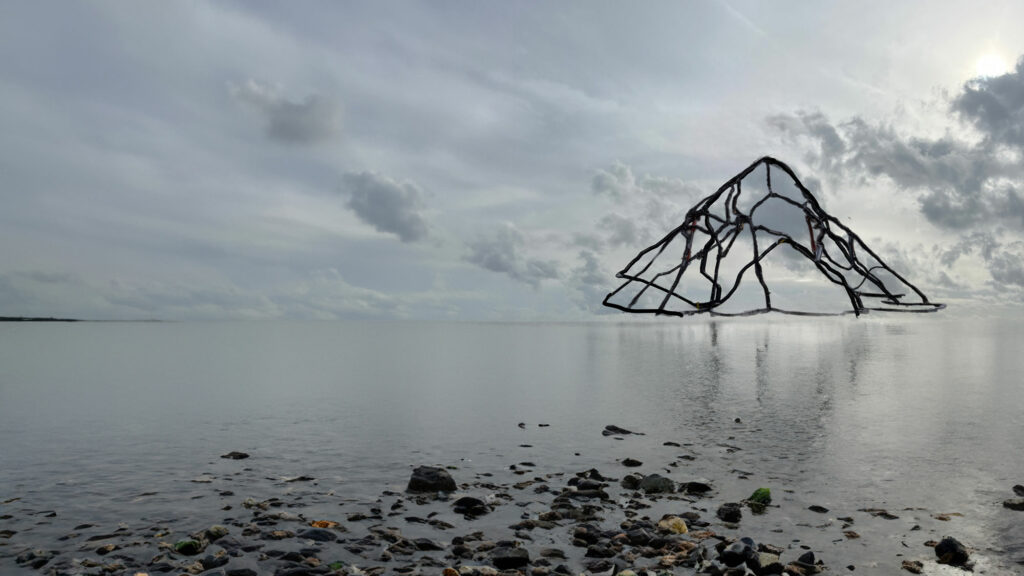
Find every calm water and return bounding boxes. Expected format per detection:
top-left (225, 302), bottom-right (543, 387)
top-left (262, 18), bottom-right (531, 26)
top-left (1, 314), bottom-right (1022, 573)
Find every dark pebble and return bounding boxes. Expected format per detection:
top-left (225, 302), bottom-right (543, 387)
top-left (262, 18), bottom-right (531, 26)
top-left (221, 451), bottom-right (250, 460)
top-left (407, 466), bottom-right (457, 493)
top-left (621, 458), bottom-right (643, 468)
top-left (717, 502), bottom-right (743, 523)
top-left (1003, 498), bottom-right (1024, 511)
top-left (934, 536), bottom-right (969, 566)
top-left (808, 505), bottom-right (830, 514)
top-left (297, 528), bottom-right (336, 542)
top-left (491, 546), bottom-right (530, 570)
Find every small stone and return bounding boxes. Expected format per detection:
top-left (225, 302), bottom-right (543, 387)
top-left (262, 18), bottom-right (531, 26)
top-left (717, 502), bottom-right (742, 523)
top-left (748, 487), bottom-right (771, 505)
top-left (656, 515), bottom-right (688, 534)
top-left (491, 546), bottom-right (530, 570)
top-left (1003, 498), bottom-right (1024, 511)
top-left (173, 539), bottom-right (204, 556)
top-left (297, 528), bottom-right (337, 542)
top-left (453, 496), bottom-right (489, 517)
top-left (901, 560), bottom-right (923, 573)
top-left (621, 458), bottom-right (643, 468)
top-left (220, 451), bottom-right (250, 460)
top-left (1013, 484), bottom-right (1024, 497)
top-left (934, 536), bottom-right (969, 566)
top-left (407, 466), bottom-right (457, 493)
top-left (539, 548), bottom-right (566, 559)
top-left (310, 520), bottom-right (340, 529)
top-left (443, 569), bottom-right (459, 576)
top-left (603, 425), bottom-right (639, 436)
top-left (205, 525), bottom-right (230, 541)
top-left (808, 505), bottom-right (829, 514)
top-left (620, 474), bottom-right (642, 490)
top-left (639, 474), bottom-right (675, 494)
top-left (682, 481), bottom-right (713, 495)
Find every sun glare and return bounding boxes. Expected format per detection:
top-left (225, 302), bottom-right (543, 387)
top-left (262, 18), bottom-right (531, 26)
top-left (975, 53), bottom-right (1010, 78)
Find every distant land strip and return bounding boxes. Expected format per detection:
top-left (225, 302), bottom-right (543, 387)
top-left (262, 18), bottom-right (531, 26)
top-left (0, 316), bottom-right (80, 322)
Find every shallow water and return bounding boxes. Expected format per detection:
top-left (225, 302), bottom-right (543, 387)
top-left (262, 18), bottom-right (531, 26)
top-left (1, 314), bottom-right (1022, 573)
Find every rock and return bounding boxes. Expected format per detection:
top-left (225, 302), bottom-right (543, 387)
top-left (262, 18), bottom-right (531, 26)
top-left (413, 537), bottom-right (444, 551)
top-left (620, 474), bottom-right (643, 490)
top-left (758, 552), bottom-right (783, 574)
top-left (621, 458), bottom-right (643, 467)
top-left (585, 544), bottom-right (616, 558)
top-left (719, 537), bottom-right (758, 569)
top-left (807, 505), bottom-right (829, 514)
top-left (717, 503), bottom-right (742, 523)
top-left (681, 481), bottom-right (713, 495)
top-left (656, 515), bottom-right (688, 534)
top-left (221, 451), bottom-right (250, 460)
top-left (309, 520), bottom-right (340, 529)
top-left (1014, 484), bottom-right (1024, 497)
top-left (1003, 498), bottom-right (1024, 511)
top-left (200, 552), bottom-right (229, 570)
top-left (297, 528), bottom-right (336, 542)
top-left (173, 539), bottom-right (205, 556)
top-left (639, 474), bottom-right (675, 494)
top-left (491, 546), bottom-right (530, 570)
top-left (603, 425), bottom-right (640, 436)
top-left (748, 488), bottom-right (771, 505)
top-left (901, 559), bottom-right (924, 573)
top-left (934, 536), bottom-right (969, 566)
top-left (407, 466), bottom-right (457, 493)
top-left (453, 496), bottom-right (489, 517)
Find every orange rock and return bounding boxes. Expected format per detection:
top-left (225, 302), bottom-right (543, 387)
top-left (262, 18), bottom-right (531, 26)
top-left (310, 520), bottom-right (339, 529)
top-left (442, 568), bottom-right (459, 576)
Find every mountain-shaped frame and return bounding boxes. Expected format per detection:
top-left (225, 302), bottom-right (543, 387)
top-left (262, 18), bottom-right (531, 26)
top-left (603, 157), bottom-right (944, 316)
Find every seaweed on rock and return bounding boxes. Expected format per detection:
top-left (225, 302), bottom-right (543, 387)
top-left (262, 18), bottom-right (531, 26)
top-left (603, 156), bottom-right (944, 317)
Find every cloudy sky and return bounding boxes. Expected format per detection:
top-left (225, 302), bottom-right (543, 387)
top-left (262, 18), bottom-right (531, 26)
top-left (2, 1), bottom-right (1024, 320)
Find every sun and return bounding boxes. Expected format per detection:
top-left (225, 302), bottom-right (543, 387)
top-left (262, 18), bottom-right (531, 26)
top-left (975, 53), bottom-right (1010, 78)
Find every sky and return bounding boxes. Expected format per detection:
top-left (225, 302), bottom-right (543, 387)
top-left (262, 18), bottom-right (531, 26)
top-left (2, 1), bottom-right (1024, 320)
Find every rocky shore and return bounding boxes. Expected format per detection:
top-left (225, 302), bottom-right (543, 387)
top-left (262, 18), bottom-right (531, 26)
top-left (2, 425), bottom-right (1017, 576)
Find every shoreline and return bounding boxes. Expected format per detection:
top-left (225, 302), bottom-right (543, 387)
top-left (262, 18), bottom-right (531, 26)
top-left (2, 425), bottom-right (1004, 576)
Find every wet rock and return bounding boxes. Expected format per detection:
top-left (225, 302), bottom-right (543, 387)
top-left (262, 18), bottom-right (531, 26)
top-left (174, 539), bottom-right (206, 556)
top-left (620, 474), bottom-right (643, 490)
top-left (15, 549), bottom-right (54, 569)
top-left (453, 496), bottom-right (490, 517)
top-left (1014, 484), bottom-right (1024, 497)
top-left (201, 551), bottom-right (230, 570)
top-left (491, 546), bottom-right (530, 570)
top-left (748, 487), bottom-right (771, 505)
top-left (719, 537), bottom-right (758, 569)
top-left (656, 515), bottom-right (688, 535)
top-left (603, 425), bottom-right (641, 436)
top-left (1003, 498), bottom-right (1024, 511)
top-left (639, 474), bottom-right (675, 494)
top-left (413, 537), bottom-right (444, 551)
top-left (934, 536), bottom-right (969, 566)
top-left (585, 544), bottom-right (616, 558)
top-left (901, 559), bottom-right (924, 573)
top-left (681, 481), bottom-right (713, 495)
top-left (221, 451), bottom-right (250, 460)
top-left (807, 505), bottom-right (829, 514)
top-left (859, 508), bottom-right (898, 520)
top-left (408, 466), bottom-right (457, 493)
top-left (297, 528), bottom-right (336, 542)
top-left (717, 503), bottom-right (742, 523)
top-left (621, 458), bottom-right (643, 468)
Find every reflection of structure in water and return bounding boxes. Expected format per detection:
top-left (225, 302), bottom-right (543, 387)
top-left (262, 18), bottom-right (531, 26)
top-left (604, 157), bottom-right (944, 317)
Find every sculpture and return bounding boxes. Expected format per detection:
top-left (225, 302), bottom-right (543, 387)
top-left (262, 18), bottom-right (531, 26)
top-left (603, 157), bottom-right (944, 316)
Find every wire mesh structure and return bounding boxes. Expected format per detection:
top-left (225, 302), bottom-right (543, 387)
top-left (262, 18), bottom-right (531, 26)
top-left (603, 156), bottom-right (944, 317)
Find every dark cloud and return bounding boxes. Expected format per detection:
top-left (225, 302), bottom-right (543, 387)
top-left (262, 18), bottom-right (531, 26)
top-left (341, 172), bottom-right (430, 243)
top-left (768, 96), bottom-right (1024, 231)
top-left (465, 223), bottom-right (559, 288)
top-left (232, 79), bottom-right (339, 144)
top-left (953, 57), bottom-right (1024, 151)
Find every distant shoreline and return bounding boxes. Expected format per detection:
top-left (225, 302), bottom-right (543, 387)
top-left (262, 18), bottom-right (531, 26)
top-left (0, 316), bottom-right (80, 322)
